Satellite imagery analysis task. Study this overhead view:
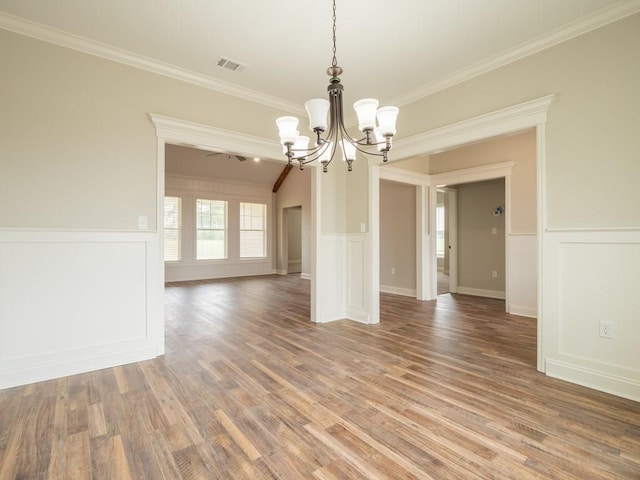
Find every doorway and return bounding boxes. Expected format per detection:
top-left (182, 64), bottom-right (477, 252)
top-left (437, 179), bottom-right (506, 300)
top-left (436, 187), bottom-right (457, 295)
top-left (283, 206), bottom-right (302, 274)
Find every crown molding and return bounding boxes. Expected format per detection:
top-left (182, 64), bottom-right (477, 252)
top-left (2, 1), bottom-right (638, 113)
top-left (0, 12), bottom-right (305, 116)
top-left (391, 95), bottom-right (553, 161)
top-left (392, 0), bottom-right (640, 107)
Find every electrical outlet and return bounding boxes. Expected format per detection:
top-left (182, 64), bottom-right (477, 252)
top-left (599, 320), bottom-right (614, 339)
top-left (491, 270), bottom-right (498, 278)
top-left (391, 267), bottom-right (396, 275)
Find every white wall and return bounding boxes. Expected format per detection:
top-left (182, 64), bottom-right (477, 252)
top-left (165, 175), bottom-right (275, 282)
top-left (0, 230), bottom-right (162, 389)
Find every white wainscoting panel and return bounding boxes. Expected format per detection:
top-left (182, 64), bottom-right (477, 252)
top-left (379, 285), bottom-right (417, 298)
top-left (543, 229), bottom-right (640, 402)
top-left (456, 287), bottom-right (506, 299)
top-left (314, 234), bottom-right (346, 323)
top-left (507, 234), bottom-right (537, 317)
top-left (0, 230), bottom-right (162, 389)
top-left (166, 261), bottom-right (274, 282)
top-left (347, 234), bottom-right (370, 323)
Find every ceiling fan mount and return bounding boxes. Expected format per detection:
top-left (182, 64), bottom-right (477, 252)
top-left (205, 152), bottom-right (247, 162)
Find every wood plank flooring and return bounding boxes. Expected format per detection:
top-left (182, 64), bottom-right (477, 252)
top-left (1, 274), bottom-right (639, 479)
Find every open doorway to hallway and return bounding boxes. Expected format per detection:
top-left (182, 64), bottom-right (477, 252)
top-left (437, 179), bottom-right (506, 301)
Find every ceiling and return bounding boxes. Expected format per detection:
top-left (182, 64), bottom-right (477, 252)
top-left (1, 0), bottom-right (636, 113)
top-left (165, 144), bottom-right (285, 186)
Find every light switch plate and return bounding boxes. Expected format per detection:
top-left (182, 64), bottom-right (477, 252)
top-left (138, 215), bottom-right (148, 230)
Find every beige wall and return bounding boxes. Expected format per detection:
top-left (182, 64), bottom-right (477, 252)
top-left (398, 14), bottom-right (640, 229)
top-left (392, 155), bottom-right (430, 174)
top-left (430, 130), bottom-right (537, 234)
top-left (276, 167), bottom-right (311, 276)
top-left (346, 158), bottom-right (370, 233)
top-left (286, 207), bottom-right (302, 272)
top-left (0, 30), bottom-right (286, 230)
top-left (457, 179), bottom-right (506, 293)
top-left (380, 180), bottom-right (416, 291)
top-left (320, 160), bottom-right (347, 234)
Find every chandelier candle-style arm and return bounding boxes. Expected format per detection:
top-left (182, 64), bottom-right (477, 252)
top-left (275, 0), bottom-right (399, 173)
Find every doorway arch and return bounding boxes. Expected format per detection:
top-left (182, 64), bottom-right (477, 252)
top-left (369, 95), bottom-right (553, 372)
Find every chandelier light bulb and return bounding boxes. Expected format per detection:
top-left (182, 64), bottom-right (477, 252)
top-left (293, 136), bottom-right (310, 158)
top-left (318, 142), bottom-right (333, 164)
top-left (273, 0), bottom-right (398, 172)
top-left (340, 139), bottom-right (357, 162)
top-left (376, 106), bottom-right (399, 136)
top-left (276, 116), bottom-right (299, 145)
top-left (353, 98), bottom-right (379, 132)
top-left (305, 99), bottom-right (330, 132)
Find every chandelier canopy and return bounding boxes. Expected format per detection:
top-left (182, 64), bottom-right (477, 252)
top-left (275, 0), bottom-right (399, 173)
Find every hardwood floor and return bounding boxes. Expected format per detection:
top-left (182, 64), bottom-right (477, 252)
top-left (1, 274), bottom-right (639, 479)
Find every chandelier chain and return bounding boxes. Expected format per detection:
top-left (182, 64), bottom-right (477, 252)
top-left (331, 0), bottom-right (337, 67)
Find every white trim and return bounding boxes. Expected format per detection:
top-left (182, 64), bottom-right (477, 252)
top-left (151, 114), bottom-right (318, 323)
top-left (430, 162), bottom-right (516, 191)
top-left (429, 164), bottom-right (513, 301)
top-left (379, 285), bottom-right (417, 298)
top-left (300, 273), bottom-right (311, 280)
top-left (391, 96), bottom-right (554, 160)
top-left (0, 12), bottom-right (304, 116)
top-left (379, 166), bottom-right (430, 186)
top-left (3, 1), bottom-right (635, 116)
top-left (456, 287), bottom-right (506, 300)
top-left (371, 95), bottom-right (552, 376)
top-left (0, 230), bottom-right (162, 389)
top-left (546, 359), bottom-right (640, 403)
top-left (367, 161), bottom-right (381, 324)
top-left (509, 305), bottom-right (538, 318)
top-left (536, 125), bottom-right (547, 372)
top-left (390, 0), bottom-right (640, 106)
top-left (276, 269), bottom-right (287, 275)
top-left (150, 114), bottom-right (283, 161)
top-left (545, 226), bottom-right (640, 233)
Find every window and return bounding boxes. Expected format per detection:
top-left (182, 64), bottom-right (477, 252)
top-left (240, 202), bottom-right (267, 258)
top-left (164, 196), bottom-right (181, 261)
top-left (196, 199), bottom-right (227, 260)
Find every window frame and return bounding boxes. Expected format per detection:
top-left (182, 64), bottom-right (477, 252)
top-left (239, 202), bottom-right (267, 259)
top-left (163, 196), bottom-right (181, 262)
top-left (195, 198), bottom-right (228, 261)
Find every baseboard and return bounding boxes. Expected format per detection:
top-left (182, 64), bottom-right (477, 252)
top-left (546, 359), bottom-right (640, 403)
top-left (509, 304), bottom-right (537, 318)
top-left (0, 341), bottom-right (159, 390)
top-left (276, 269), bottom-right (287, 275)
top-left (456, 286), bottom-right (505, 299)
top-left (300, 273), bottom-right (311, 280)
top-left (347, 306), bottom-right (371, 324)
top-left (380, 285), bottom-right (417, 298)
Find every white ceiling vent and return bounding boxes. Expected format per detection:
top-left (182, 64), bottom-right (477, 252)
top-left (216, 57), bottom-right (247, 72)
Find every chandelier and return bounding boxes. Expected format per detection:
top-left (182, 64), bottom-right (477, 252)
top-left (275, 0), bottom-right (399, 173)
